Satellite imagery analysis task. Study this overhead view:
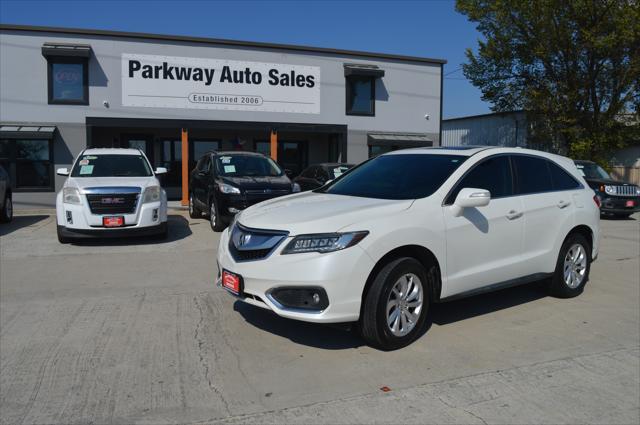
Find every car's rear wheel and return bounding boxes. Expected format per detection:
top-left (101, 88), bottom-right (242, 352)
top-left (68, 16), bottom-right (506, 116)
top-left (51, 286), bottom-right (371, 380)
top-left (548, 233), bottom-right (591, 298)
top-left (209, 198), bottom-right (225, 232)
top-left (188, 193), bottom-right (201, 219)
top-left (0, 195), bottom-right (12, 223)
top-left (359, 257), bottom-right (431, 350)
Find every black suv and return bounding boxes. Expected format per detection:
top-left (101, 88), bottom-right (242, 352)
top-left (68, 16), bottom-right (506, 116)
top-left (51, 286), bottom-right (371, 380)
top-left (574, 160), bottom-right (640, 218)
top-left (189, 151), bottom-right (299, 231)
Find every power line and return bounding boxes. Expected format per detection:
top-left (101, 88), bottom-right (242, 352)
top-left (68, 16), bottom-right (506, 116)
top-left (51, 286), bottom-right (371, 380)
top-left (444, 67), bottom-right (463, 76)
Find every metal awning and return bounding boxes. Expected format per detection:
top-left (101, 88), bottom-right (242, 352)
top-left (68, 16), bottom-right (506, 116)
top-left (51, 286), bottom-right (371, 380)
top-left (368, 133), bottom-right (433, 147)
top-left (344, 63), bottom-right (385, 78)
top-left (41, 42), bottom-right (91, 58)
top-left (0, 125), bottom-right (57, 139)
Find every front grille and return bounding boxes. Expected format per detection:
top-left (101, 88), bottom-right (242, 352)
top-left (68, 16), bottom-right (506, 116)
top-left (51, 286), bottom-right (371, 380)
top-left (86, 193), bottom-right (139, 215)
top-left (228, 224), bottom-right (288, 262)
top-left (610, 185), bottom-right (639, 197)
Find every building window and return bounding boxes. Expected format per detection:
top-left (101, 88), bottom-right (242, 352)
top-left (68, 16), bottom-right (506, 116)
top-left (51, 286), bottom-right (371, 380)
top-left (0, 139), bottom-right (54, 191)
top-left (47, 57), bottom-right (89, 105)
top-left (346, 76), bottom-right (375, 116)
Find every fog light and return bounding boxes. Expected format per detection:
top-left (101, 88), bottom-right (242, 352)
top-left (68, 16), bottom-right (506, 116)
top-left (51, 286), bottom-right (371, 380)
top-left (228, 207), bottom-right (241, 214)
top-left (268, 287), bottom-right (329, 311)
top-left (65, 210), bottom-right (73, 224)
top-left (152, 208), bottom-right (159, 221)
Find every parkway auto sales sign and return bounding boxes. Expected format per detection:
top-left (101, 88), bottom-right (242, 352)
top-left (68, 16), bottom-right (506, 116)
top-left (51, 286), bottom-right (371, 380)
top-left (121, 54), bottom-right (320, 114)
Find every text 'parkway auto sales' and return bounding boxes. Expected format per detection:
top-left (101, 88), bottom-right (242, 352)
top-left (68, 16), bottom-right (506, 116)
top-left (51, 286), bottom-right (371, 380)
top-left (121, 53), bottom-right (321, 114)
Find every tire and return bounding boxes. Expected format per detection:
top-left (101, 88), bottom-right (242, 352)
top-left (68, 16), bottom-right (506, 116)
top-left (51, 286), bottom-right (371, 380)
top-left (209, 198), bottom-right (225, 232)
top-left (0, 195), bottom-right (12, 223)
top-left (359, 257), bottom-right (432, 350)
top-left (57, 226), bottom-right (71, 244)
top-left (188, 192), bottom-right (201, 219)
top-left (548, 233), bottom-right (591, 298)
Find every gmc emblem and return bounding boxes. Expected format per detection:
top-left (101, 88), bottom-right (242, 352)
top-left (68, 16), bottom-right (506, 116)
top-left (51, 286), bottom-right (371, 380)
top-left (101, 197), bottom-right (125, 204)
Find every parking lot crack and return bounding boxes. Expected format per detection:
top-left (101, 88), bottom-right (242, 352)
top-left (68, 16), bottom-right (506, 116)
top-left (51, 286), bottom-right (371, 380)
top-left (194, 295), bottom-right (231, 416)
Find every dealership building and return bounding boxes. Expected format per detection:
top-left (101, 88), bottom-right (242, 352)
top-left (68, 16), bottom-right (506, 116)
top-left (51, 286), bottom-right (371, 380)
top-left (0, 24), bottom-right (444, 207)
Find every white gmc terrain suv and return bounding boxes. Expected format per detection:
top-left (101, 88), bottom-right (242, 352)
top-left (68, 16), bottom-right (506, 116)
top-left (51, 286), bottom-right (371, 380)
top-left (217, 147), bottom-right (600, 350)
top-left (56, 148), bottom-right (168, 243)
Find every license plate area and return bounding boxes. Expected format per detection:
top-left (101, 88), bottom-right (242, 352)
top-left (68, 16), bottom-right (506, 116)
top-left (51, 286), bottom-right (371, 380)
top-left (222, 269), bottom-right (243, 296)
top-left (625, 200), bottom-right (635, 208)
top-left (103, 216), bottom-right (124, 227)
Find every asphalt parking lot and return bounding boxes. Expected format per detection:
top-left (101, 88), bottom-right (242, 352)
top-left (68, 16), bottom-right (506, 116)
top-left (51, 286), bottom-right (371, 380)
top-left (1, 211), bottom-right (638, 424)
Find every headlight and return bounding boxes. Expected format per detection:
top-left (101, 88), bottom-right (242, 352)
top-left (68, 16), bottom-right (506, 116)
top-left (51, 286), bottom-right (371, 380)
top-left (281, 231), bottom-right (369, 254)
top-left (292, 183), bottom-right (301, 193)
top-left (604, 185), bottom-right (615, 195)
top-left (63, 187), bottom-right (81, 204)
top-left (636, 187), bottom-right (640, 196)
top-left (218, 183), bottom-right (241, 194)
top-left (143, 186), bottom-right (161, 203)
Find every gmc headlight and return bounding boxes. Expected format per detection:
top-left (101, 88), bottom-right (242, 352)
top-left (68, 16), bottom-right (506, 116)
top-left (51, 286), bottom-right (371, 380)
top-left (604, 185), bottom-right (615, 195)
top-left (63, 187), bottom-right (81, 204)
top-left (292, 183), bottom-right (301, 193)
top-left (143, 186), bottom-right (161, 203)
top-left (281, 231), bottom-right (369, 254)
top-left (218, 183), bottom-right (241, 194)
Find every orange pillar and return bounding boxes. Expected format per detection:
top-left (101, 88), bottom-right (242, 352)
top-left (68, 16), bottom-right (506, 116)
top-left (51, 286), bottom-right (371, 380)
top-left (181, 128), bottom-right (189, 206)
top-left (270, 130), bottom-right (278, 161)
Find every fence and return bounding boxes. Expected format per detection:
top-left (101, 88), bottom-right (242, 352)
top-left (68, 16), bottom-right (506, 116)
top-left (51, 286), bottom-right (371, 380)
top-left (610, 166), bottom-right (640, 185)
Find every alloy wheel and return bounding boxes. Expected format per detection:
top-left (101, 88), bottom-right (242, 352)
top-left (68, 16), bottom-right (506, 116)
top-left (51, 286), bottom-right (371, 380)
top-left (563, 243), bottom-right (587, 289)
top-left (386, 273), bottom-right (424, 337)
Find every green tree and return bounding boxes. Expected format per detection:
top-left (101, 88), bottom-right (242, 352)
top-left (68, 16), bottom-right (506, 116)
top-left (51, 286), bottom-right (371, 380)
top-left (456, 0), bottom-right (640, 163)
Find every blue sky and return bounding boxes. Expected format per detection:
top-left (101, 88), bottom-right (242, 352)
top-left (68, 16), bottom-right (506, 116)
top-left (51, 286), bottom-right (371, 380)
top-left (0, 0), bottom-right (491, 118)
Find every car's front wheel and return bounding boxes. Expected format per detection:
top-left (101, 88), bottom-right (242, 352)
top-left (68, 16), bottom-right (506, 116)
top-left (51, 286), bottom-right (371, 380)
top-left (0, 195), bottom-right (12, 223)
top-left (359, 257), bottom-right (432, 350)
top-left (209, 198), bottom-right (225, 232)
top-left (188, 193), bottom-right (201, 219)
top-left (548, 233), bottom-right (591, 298)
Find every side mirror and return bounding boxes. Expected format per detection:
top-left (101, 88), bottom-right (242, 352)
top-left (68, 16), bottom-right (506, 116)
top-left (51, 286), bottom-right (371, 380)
top-left (56, 167), bottom-right (69, 176)
top-left (155, 167), bottom-right (168, 175)
top-left (450, 188), bottom-right (491, 217)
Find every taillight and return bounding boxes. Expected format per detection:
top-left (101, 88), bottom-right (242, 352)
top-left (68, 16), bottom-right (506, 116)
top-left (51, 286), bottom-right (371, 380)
top-left (593, 195), bottom-right (601, 208)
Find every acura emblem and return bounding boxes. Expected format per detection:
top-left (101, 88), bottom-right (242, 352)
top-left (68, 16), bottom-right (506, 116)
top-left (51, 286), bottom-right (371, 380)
top-left (239, 233), bottom-right (251, 246)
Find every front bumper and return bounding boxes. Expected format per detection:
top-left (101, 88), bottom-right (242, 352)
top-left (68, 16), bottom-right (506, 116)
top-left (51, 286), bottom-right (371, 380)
top-left (598, 195), bottom-right (640, 214)
top-left (58, 222), bottom-right (167, 239)
top-left (216, 227), bottom-right (375, 323)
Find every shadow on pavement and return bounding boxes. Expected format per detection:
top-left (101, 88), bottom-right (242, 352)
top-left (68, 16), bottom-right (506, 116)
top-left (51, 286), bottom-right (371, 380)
top-left (0, 215), bottom-right (50, 237)
top-left (234, 280), bottom-right (549, 350)
top-left (68, 214), bottom-right (192, 246)
top-left (233, 300), bottom-right (365, 350)
top-left (431, 281), bottom-right (548, 326)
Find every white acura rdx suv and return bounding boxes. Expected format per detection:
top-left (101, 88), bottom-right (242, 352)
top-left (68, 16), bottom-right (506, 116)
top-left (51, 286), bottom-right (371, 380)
top-left (216, 147), bottom-right (600, 350)
top-left (56, 148), bottom-right (168, 243)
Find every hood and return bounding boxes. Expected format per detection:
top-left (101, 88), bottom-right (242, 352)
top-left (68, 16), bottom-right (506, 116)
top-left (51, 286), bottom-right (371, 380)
top-left (221, 175), bottom-right (292, 192)
top-left (584, 177), bottom-right (636, 187)
top-left (237, 191), bottom-right (414, 235)
top-left (66, 176), bottom-right (159, 192)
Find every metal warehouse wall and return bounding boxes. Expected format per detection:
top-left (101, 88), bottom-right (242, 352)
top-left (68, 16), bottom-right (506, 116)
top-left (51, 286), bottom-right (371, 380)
top-left (442, 111), bottom-right (527, 147)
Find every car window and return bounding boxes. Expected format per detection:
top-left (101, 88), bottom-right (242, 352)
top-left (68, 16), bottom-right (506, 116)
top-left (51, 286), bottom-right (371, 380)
top-left (315, 168), bottom-right (328, 181)
top-left (216, 154), bottom-right (283, 177)
top-left (328, 165), bottom-right (351, 179)
top-left (548, 160), bottom-right (581, 191)
top-left (301, 167), bottom-right (316, 178)
top-left (320, 154), bottom-right (466, 200)
top-left (513, 155), bottom-right (553, 195)
top-left (70, 154), bottom-right (152, 177)
top-left (196, 156), bottom-right (210, 172)
top-left (575, 162), bottom-right (611, 179)
top-left (446, 155), bottom-right (513, 204)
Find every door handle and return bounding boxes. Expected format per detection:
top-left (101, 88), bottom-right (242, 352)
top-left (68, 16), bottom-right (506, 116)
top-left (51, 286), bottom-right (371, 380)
top-left (506, 210), bottom-right (523, 220)
top-left (557, 200), bottom-right (571, 209)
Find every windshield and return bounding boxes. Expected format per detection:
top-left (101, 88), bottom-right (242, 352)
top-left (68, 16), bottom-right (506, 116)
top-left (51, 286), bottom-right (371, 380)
top-left (320, 154), bottom-right (466, 199)
top-left (71, 154), bottom-right (153, 177)
top-left (575, 162), bottom-right (610, 180)
top-left (216, 155), bottom-right (283, 177)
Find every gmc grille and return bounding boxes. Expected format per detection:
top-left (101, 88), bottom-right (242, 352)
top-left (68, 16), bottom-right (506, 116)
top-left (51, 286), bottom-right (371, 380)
top-left (86, 193), bottom-right (139, 215)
